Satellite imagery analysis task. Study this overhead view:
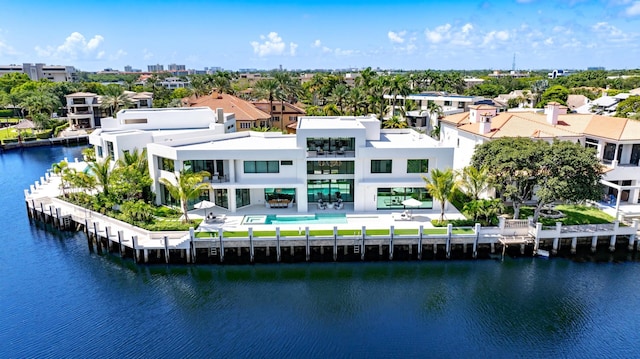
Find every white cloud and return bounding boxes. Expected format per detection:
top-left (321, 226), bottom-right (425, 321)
top-left (625, 1), bottom-right (640, 16)
top-left (592, 22), bottom-right (622, 36)
top-left (544, 37), bottom-right (554, 45)
top-left (482, 30), bottom-right (510, 45)
top-left (461, 23), bottom-right (473, 34)
top-left (0, 40), bottom-right (18, 56)
top-left (110, 49), bottom-right (127, 61)
top-left (35, 32), bottom-right (105, 60)
top-left (425, 24), bottom-right (452, 43)
top-left (388, 31), bottom-right (406, 44)
top-left (322, 46), bottom-right (332, 53)
top-left (312, 39), bottom-right (321, 47)
top-left (250, 32), bottom-right (296, 57)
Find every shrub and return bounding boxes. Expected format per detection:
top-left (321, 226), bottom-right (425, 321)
top-left (53, 122), bottom-right (70, 137)
top-left (36, 130), bottom-right (52, 139)
top-left (432, 219), bottom-right (477, 227)
top-left (0, 109), bottom-right (13, 117)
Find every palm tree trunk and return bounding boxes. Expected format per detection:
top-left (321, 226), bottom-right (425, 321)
top-left (280, 100), bottom-right (285, 132)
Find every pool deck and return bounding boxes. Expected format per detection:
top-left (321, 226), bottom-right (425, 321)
top-left (192, 203), bottom-right (466, 233)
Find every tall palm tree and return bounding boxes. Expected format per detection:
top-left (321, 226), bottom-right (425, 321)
top-left (100, 86), bottom-right (132, 117)
top-left (20, 92), bottom-right (60, 119)
top-left (422, 168), bottom-right (457, 222)
top-left (347, 87), bottom-right (367, 115)
top-left (457, 165), bottom-right (489, 200)
top-left (158, 170), bottom-right (212, 223)
top-left (117, 147), bottom-right (148, 175)
top-left (274, 72), bottom-right (301, 132)
top-left (388, 75), bottom-right (411, 117)
top-left (329, 84), bottom-right (349, 114)
top-left (370, 76), bottom-right (390, 119)
top-left (87, 156), bottom-right (113, 198)
top-left (255, 78), bottom-right (282, 127)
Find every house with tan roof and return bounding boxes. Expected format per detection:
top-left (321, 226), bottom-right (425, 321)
top-left (440, 102), bottom-right (640, 210)
top-left (185, 93), bottom-right (270, 131)
top-left (252, 101), bottom-right (306, 133)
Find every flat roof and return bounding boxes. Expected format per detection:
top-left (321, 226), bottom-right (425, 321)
top-left (175, 133), bottom-right (299, 151)
top-left (297, 116), bottom-right (367, 130)
top-left (367, 132), bottom-right (443, 149)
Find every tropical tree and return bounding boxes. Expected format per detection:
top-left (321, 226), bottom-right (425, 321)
top-left (537, 85), bottom-right (569, 108)
top-left (388, 75), bottom-right (411, 117)
top-left (346, 86), bottom-right (367, 116)
top-left (19, 91), bottom-right (60, 119)
top-left (530, 79), bottom-right (549, 107)
top-left (615, 96), bottom-right (640, 119)
top-left (254, 78), bottom-right (282, 127)
top-left (422, 168), bottom-right (457, 222)
top-left (457, 165), bottom-right (490, 200)
top-left (382, 115), bottom-right (408, 129)
top-left (274, 72), bottom-right (301, 132)
top-left (51, 160), bottom-right (71, 196)
top-left (87, 156), bottom-right (113, 198)
top-left (158, 170), bottom-right (212, 223)
top-left (100, 86), bottom-right (132, 117)
top-left (329, 84), bottom-right (349, 114)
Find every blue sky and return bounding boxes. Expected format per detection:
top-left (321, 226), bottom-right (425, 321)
top-left (0, 0), bottom-right (639, 72)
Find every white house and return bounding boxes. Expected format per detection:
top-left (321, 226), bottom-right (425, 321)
top-left (65, 91), bottom-right (154, 128)
top-left (89, 107), bottom-right (236, 164)
top-left (141, 115), bottom-right (453, 213)
top-left (440, 102), bottom-right (640, 207)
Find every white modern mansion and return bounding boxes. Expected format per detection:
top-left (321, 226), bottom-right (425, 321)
top-left (65, 91), bottom-right (154, 129)
top-left (89, 109), bottom-right (453, 213)
top-left (440, 102), bottom-right (640, 207)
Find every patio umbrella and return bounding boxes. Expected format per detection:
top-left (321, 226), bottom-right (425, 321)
top-left (401, 198), bottom-right (422, 216)
top-left (193, 200), bottom-right (216, 216)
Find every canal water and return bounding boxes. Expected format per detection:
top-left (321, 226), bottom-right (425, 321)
top-left (2, 146), bottom-right (640, 358)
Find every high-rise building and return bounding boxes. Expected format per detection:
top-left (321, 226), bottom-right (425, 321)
top-left (168, 64), bottom-right (186, 71)
top-left (124, 65), bottom-right (133, 72)
top-left (0, 63), bottom-right (76, 82)
top-left (148, 64), bottom-right (164, 72)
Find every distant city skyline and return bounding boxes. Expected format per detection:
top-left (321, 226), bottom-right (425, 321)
top-left (0, 0), bottom-right (639, 72)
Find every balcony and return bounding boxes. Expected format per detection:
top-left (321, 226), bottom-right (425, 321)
top-left (307, 149), bottom-right (355, 158)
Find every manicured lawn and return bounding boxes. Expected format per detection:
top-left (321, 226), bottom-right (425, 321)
top-left (518, 205), bottom-right (615, 225)
top-left (194, 226), bottom-right (475, 238)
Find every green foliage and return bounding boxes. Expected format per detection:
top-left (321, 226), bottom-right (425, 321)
top-left (431, 219), bottom-right (477, 227)
top-left (422, 168), bottom-right (458, 222)
top-left (119, 200), bottom-right (154, 223)
top-left (537, 85), bottom-right (569, 107)
top-left (0, 109), bottom-right (13, 117)
top-left (615, 96), bottom-right (640, 118)
top-left (53, 122), bottom-right (70, 137)
top-left (158, 170), bottom-right (212, 223)
top-left (472, 138), bottom-right (603, 221)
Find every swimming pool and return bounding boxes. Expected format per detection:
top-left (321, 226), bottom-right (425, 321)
top-left (242, 213), bottom-right (348, 225)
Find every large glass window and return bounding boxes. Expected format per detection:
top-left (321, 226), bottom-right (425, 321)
top-left (307, 179), bottom-right (354, 202)
top-left (306, 137), bottom-right (355, 152)
top-left (376, 187), bottom-right (433, 210)
top-left (213, 189), bottom-right (228, 209)
top-left (307, 160), bottom-right (354, 174)
top-left (603, 143), bottom-right (622, 163)
top-left (157, 156), bottom-right (174, 172)
top-left (371, 160), bottom-right (392, 173)
top-left (236, 189), bottom-right (251, 208)
top-left (244, 161), bottom-right (279, 173)
top-left (407, 159), bottom-right (429, 173)
top-left (105, 141), bottom-right (114, 158)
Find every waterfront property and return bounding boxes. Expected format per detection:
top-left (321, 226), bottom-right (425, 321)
top-left (141, 115), bottom-right (453, 213)
top-left (65, 91), bottom-right (153, 128)
top-left (440, 102), bottom-right (640, 220)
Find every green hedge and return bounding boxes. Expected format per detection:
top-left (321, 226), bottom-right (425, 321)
top-left (36, 130), bottom-right (52, 139)
top-left (0, 109), bottom-right (13, 118)
top-left (53, 122), bottom-right (69, 137)
top-left (2, 138), bottom-right (19, 144)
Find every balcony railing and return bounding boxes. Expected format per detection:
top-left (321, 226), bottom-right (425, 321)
top-left (307, 150), bottom-right (355, 158)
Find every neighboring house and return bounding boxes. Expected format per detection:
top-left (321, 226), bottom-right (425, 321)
top-left (131, 115), bottom-right (454, 213)
top-left (65, 92), bottom-right (101, 129)
top-left (583, 93), bottom-right (635, 115)
top-left (89, 107), bottom-right (235, 164)
top-left (463, 77), bottom-right (484, 89)
top-left (185, 93), bottom-right (270, 131)
top-left (0, 63), bottom-right (77, 82)
top-left (440, 102), bottom-right (640, 206)
top-left (159, 77), bottom-right (189, 89)
top-left (494, 90), bottom-right (534, 109)
top-left (566, 94), bottom-right (591, 112)
top-left (385, 92), bottom-right (485, 132)
top-left (65, 91), bottom-right (153, 128)
top-left (252, 101), bottom-right (306, 133)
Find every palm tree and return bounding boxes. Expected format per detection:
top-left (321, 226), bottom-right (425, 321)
top-left (329, 84), bottom-right (349, 114)
top-left (158, 170), bottom-right (212, 223)
top-left (388, 75), bottom-right (411, 117)
top-left (100, 86), bottom-right (132, 117)
top-left (274, 72), bottom-right (301, 132)
top-left (20, 92), bottom-right (60, 119)
top-left (370, 76), bottom-right (390, 119)
top-left (51, 160), bottom-right (72, 196)
top-left (255, 78), bottom-right (282, 127)
top-left (117, 148), bottom-right (148, 174)
top-left (422, 168), bottom-right (457, 222)
top-left (457, 165), bottom-right (489, 200)
top-left (347, 87), bottom-right (367, 116)
top-left (87, 156), bottom-right (113, 197)
top-left (382, 115), bottom-right (408, 129)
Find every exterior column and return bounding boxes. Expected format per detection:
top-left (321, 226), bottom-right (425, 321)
top-left (389, 225), bottom-right (394, 260)
top-left (473, 223), bottom-right (480, 259)
top-left (305, 227), bottom-right (310, 261)
top-left (591, 235), bottom-right (598, 253)
top-left (249, 228), bottom-right (255, 263)
top-left (610, 221), bottom-right (620, 252)
top-left (276, 227), bottom-right (281, 262)
top-left (446, 224), bottom-right (452, 259)
top-left (333, 226), bottom-right (338, 261)
top-left (571, 236), bottom-right (577, 254)
top-left (418, 225), bottom-right (424, 260)
top-left (218, 228), bottom-right (224, 262)
top-left (361, 226), bottom-right (366, 261)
